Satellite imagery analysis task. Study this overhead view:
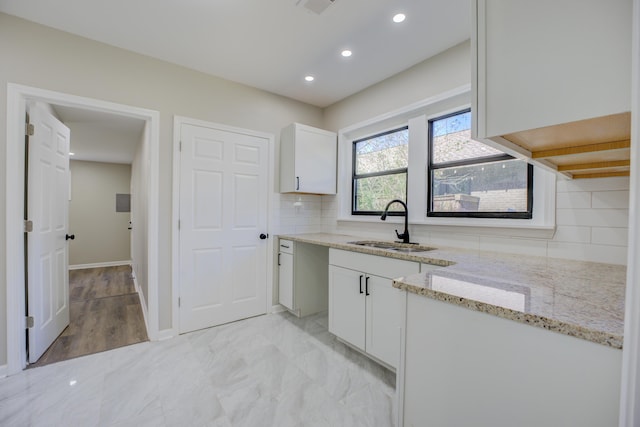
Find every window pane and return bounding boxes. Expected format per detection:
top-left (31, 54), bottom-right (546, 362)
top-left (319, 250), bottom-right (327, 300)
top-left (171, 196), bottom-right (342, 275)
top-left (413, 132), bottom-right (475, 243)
top-left (354, 173), bottom-right (406, 212)
top-left (431, 160), bottom-right (529, 213)
top-left (355, 129), bottom-right (408, 175)
top-left (431, 111), bottom-right (504, 164)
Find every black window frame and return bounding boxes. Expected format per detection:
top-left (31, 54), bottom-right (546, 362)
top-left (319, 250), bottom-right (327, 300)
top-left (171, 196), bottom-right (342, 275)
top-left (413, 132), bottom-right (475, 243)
top-left (427, 109), bottom-right (534, 219)
top-left (351, 126), bottom-right (409, 216)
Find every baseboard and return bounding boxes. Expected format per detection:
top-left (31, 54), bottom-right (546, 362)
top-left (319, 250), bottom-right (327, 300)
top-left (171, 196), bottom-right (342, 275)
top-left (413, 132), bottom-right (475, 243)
top-left (156, 329), bottom-right (176, 341)
top-left (131, 265), bottom-right (151, 341)
top-left (0, 364), bottom-right (7, 379)
top-left (69, 260), bottom-right (132, 270)
top-left (271, 304), bottom-right (287, 314)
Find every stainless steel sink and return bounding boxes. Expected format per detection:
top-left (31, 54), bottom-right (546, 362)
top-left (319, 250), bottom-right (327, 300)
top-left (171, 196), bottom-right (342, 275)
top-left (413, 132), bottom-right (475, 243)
top-left (348, 241), bottom-right (435, 253)
top-left (350, 241), bottom-right (397, 249)
top-left (392, 247), bottom-right (431, 253)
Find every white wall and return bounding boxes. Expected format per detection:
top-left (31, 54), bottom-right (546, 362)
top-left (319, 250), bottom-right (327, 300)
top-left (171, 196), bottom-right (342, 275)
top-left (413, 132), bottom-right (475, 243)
top-left (0, 12), bottom-right (324, 365)
top-left (323, 41), bottom-right (471, 131)
top-left (319, 40), bottom-right (629, 265)
top-left (69, 160), bottom-right (132, 266)
top-left (131, 124), bottom-right (150, 309)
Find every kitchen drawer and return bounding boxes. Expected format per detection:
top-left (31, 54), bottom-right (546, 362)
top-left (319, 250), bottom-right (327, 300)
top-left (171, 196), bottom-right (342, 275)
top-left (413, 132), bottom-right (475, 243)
top-left (279, 239), bottom-right (293, 254)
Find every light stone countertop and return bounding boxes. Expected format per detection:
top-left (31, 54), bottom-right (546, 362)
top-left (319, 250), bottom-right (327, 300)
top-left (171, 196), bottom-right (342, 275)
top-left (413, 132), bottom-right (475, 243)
top-left (278, 232), bottom-right (626, 349)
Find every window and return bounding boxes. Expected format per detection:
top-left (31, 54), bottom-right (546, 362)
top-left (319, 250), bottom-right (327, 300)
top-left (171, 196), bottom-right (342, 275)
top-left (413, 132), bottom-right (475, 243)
top-left (352, 127), bottom-right (408, 215)
top-left (427, 110), bottom-right (533, 218)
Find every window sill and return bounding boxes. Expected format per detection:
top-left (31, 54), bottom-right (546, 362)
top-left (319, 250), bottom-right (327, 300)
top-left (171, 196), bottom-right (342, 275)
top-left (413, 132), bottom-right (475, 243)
top-left (418, 217), bottom-right (554, 230)
top-left (336, 216), bottom-right (556, 238)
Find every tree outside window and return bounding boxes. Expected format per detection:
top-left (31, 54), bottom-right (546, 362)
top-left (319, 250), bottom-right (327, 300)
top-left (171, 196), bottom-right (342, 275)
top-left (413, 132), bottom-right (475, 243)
top-left (352, 127), bottom-right (408, 215)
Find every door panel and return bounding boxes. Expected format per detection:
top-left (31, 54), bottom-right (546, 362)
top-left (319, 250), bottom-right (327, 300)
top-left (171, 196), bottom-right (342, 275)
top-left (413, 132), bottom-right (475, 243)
top-left (27, 104), bottom-right (71, 363)
top-left (366, 274), bottom-right (405, 368)
top-left (233, 174), bottom-right (259, 228)
top-left (179, 123), bottom-right (268, 333)
top-left (193, 170), bottom-right (222, 229)
top-left (278, 252), bottom-right (294, 310)
top-left (328, 265), bottom-right (366, 351)
top-left (295, 127), bottom-right (335, 193)
top-left (231, 245), bottom-right (259, 302)
top-left (193, 248), bottom-right (223, 309)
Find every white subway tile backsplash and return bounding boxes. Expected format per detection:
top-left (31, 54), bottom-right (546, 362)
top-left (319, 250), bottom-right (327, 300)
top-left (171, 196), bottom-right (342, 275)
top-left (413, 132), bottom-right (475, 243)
top-left (592, 190), bottom-right (630, 209)
top-left (275, 193), bottom-right (323, 235)
top-left (556, 191), bottom-right (591, 209)
top-left (556, 176), bottom-right (630, 193)
top-left (294, 224), bottom-right (323, 234)
top-left (552, 226), bottom-right (591, 243)
top-left (591, 227), bottom-right (629, 246)
top-left (547, 241), bottom-right (627, 265)
top-left (422, 232), bottom-right (481, 251)
top-left (277, 223), bottom-right (296, 235)
top-left (556, 208), bottom-right (628, 227)
top-left (478, 236), bottom-right (548, 257)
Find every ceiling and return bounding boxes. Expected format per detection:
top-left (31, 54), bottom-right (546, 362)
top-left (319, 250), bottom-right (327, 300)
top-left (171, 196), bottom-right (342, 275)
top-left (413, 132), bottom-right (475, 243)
top-left (0, 0), bottom-right (471, 108)
top-left (4, 0), bottom-right (470, 163)
top-left (52, 105), bottom-right (145, 164)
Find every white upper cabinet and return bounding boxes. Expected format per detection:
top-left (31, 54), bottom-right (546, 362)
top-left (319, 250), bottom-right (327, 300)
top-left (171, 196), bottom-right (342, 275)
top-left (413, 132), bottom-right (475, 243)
top-left (280, 123), bottom-right (337, 194)
top-left (473, 0), bottom-right (633, 179)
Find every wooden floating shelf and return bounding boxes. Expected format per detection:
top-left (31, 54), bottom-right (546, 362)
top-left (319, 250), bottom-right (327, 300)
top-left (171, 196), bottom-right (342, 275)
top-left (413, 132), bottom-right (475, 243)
top-left (556, 160), bottom-right (630, 172)
top-left (501, 112), bottom-right (632, 179)
top-left (531, 140), bottom-right (630, 159)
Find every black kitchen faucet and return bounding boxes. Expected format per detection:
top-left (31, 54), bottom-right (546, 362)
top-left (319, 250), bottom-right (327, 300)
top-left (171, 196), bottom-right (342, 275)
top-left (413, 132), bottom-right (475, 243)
top-left (380, 199), bottom-right (411, 244)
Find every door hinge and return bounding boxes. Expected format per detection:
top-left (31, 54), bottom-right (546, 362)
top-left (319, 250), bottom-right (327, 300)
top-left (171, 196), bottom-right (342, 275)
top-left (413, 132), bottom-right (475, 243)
top-left (26, 316), bottom-right (34, 329)
top-left (178, 297), bottom-right (181, 307)
top-left (179, 141), bottom-right (182, 152)
top-left (24, 220), bottom-right (33, 233)
top-left (25, 123), bottom-right (34, 136)
top-left (178, 219), bottom-right (180, 230)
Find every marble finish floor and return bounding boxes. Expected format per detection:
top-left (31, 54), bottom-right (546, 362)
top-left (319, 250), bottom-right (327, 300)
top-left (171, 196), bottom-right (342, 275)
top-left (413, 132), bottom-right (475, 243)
top-left (0, 311), bottom-right (396, 426)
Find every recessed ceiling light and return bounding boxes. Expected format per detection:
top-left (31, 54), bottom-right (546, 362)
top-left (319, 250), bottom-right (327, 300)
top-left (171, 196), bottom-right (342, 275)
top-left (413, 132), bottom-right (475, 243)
top-left (393, 13), bottom-right (406, 23)
top-left (341, 49), bottom-right (352, 58)
top-left (69, 152), bottom-right (75, 156)
top-left (304, 75), bottom-right (315, 82)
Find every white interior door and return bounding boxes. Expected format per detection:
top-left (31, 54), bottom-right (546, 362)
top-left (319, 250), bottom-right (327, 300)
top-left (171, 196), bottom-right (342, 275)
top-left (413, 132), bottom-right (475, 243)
top-left (179, 122), bottom-right (269, 333)
top-left (26, 103), bottom-right (71, 363)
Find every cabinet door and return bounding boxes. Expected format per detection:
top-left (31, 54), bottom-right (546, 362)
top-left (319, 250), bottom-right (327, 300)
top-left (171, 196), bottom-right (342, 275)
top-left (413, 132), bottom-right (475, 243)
top-left (474, 0), bottom-right (631, 139)
top-left (365, 274), bottom-right (405, 368)
top-left (328, 265), bottom-right (366, 351)
top-left (295, 126), bottom-right (336, 194)
top-left (278, 252), bottom-right (294, 310)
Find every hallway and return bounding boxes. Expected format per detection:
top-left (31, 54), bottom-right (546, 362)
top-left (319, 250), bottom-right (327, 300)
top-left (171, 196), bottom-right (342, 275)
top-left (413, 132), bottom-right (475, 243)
top-left (31, 265), bottom-right (149, 367)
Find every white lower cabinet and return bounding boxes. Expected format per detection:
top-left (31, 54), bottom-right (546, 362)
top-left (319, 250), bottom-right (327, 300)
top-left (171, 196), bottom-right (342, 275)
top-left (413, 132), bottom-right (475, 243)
top-left (277, 239), bottom-right (328, 317)
top-left (401, 293), bottom-right (622, 427)
top-left (365, 273), bottom-right (406, 367)
top-left (328, 249), bottom-right (419, 369)
top-left (278, 245), bottom-right (294, 310)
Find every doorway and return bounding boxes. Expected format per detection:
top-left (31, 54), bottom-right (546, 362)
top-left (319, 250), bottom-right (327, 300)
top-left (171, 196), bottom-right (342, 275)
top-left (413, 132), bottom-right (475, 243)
top-left (5, 83), bottom-right (160, 375)
top-left (28, 101), bottom-right (149, 366)
top-left (29, 265), bottom-right (149, 367)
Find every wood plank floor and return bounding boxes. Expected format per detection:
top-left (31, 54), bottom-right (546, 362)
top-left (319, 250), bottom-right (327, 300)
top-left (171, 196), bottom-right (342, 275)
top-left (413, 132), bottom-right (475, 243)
top-left (30, 265), bottom-right (149, 368)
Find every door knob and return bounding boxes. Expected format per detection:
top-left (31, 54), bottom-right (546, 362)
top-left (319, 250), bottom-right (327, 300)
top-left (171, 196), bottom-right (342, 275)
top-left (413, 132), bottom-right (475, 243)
top-left (259, 233), bottom-right (268, 240)
top-left (65, 234), bottom-right (75, 241)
